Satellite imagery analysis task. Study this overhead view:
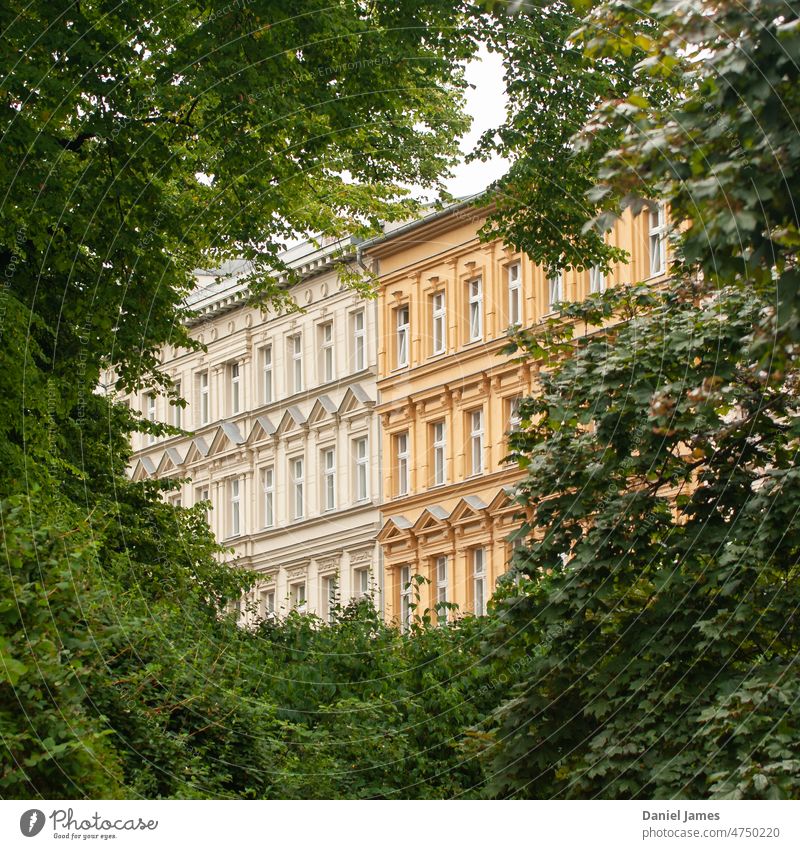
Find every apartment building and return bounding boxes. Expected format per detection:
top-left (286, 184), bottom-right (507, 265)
top-left (125, 238), bottom-right (383, 620)
top-left (364, 200), bottom-right (669, 628)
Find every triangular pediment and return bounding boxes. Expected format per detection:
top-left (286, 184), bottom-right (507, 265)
top-left (308, 395), bottom-right (338, 426)
top-left (155, 446), bottom-right (184, 476)
top-left (377, 515), bottom-right (413, 543)
top-left (488, 487), bottom-right (515, 514)
top-left (276, 405), bottom-right (307, 436)
top-left (183, 436), bottom-right (210, 465)
top-left (208, 421), bottom-right (245, 455)
top-left (339, 385), bottom-right (374, 416)
top-left (412, 505), bottom-right (450, 535)
top-left (449, 495), bottom-right (488, 525)
top-left (247, 414), bottom-right (277, 443)
top-left (132, 455), bottom-right (156, 481)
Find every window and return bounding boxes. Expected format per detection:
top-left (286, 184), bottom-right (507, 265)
top-left (323, 575), bottom-right (337, 623)
top-left (198, 371), bottom-right (209, 426)
top-left (262, 589), bottom-right (276, 620)
top-left (354, 437), bottom-right (369, 501)
top-left (590, 265), bottom-right (606, 294)
top-left (507, 262), bottom-right (521, 326)
top-left (468, 277), bottom-right (483, 341)
top-left (230, 362), bottom-right (241, 415)
top-left (431, 291), bottom-right (446, 355)
top-left (172, 381), bottom-right (182, 429)
top-left (230, 478), bottom-right (241, 537)
top-left (432, 420), bottom-right (446, 486)
top-left (508, 396), bottom-right (522, 432)
top-left (290, 457), bottom-right (304, 520)
top-left (548, 271), bottom-right (564, 311)
top-left (473, 548), bottom-right (487, 616)
top-left (469, 409), bottom-right (484, 476)
top-left (351, 310), bottom-right (366, 372)
top-left (395, 431), bottom-right (409, 496)
top-left (261, 345), bottom-right (273, 404)
top-left (436, 555), bottom-right (448, 626)
top-left (145, 392), bottom-right (156, 444)
top-left (649, 203), bottom-right (667, 276)
top-left (289, 333), bottom-right (303, 393)
top-left (355, 568), bottom-right (369, 598)
top-left (169, 494), bottom-right (182, 509)
top-left (396, 305), bottom-right (409, 368)
top-left (291, 582), bottom-right (307, 611)
top-left (322, 447), bottom-right (336, 511)
top-left (319, 321), bottom-right (334, 383)
top-left (400, 565), bottom-right (412, 632)
top-left (262, 467), bottom-right (274, 528)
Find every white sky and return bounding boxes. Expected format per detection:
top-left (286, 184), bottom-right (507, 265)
top-left (444, 44), bottom-right (509, 198)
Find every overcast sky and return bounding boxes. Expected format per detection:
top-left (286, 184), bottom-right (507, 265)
top-left (443, 45), bottom-right (509, 198)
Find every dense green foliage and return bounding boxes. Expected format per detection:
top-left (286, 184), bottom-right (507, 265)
top-left (481, 285), bottom-right (800, 798)
top-left (0, 0), bottom-right (498, 798)
top-left (475, 0), bottom-right (800, 799)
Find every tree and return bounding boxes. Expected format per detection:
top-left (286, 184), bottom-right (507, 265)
top-left (479, 284), bottom-right (800, 798)
top-left (474, 0), bottom-right (800, 800)
top-left (0, 0), bottom-right (484, 797)
top-left (471, 1), bottom-right (667, 274)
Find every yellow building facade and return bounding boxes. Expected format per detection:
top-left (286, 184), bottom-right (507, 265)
top-left (366, 200), bottom-right (668, 628)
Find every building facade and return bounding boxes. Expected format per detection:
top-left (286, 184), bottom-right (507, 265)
top-left (121, 199), bottom-right (668, 628)
top-left (125, 237), bottom-right (384, 621)
top-left (365, 201), bottom-right (669, 628)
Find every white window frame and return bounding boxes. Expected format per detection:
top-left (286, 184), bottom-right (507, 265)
top-left (262, 589), bottom-right (276, 620)
top-left (649, 202), bottom-right (667, 277)
top-left (400, 565), bottom-right (412, 632)
top-left (473, 548), bottom-right (487, 616)
top-left (469, 409), bottom-right (484, 476)
top-left (322, 447), bottom-right (336, 512)
top-left (230, 361), bottom-right (240, 415)
top-left (198, 370), bottom-right (209, 426)
top-left (590, 265), bottom-right (606, 294)
top-left (145, 392), bottom-right (156, 444)
top-left (291, 581), bottom-right (307, 612)
top-left (354, 436), bottom-right (369, 502)
top-left (396, 305), bottom-right (409, 368)
top-left (230, 478), bottom-right (241, 537)
top-left (352, 310), bottom-right (366, 372)
top-left (172, 381), bottom-right (182, 429)
top-left (396, 431), bottom-right (409, 496)
top-left (468, 276), bottom-right (483, 342)
top-left (319, 321), bottom-right (334, 384)
top-left (436, 555), bottom-right (448, 626)
top-left (289, 333), bottom-right (303, 394)
top-left (262, 466), bottom-right (274, 528)
top-left (548, 271), bottom-right (564, 311)
top-left (323, 575), bottom-right (337, 623)
top-left (261, 344), bottom-right (273, 405)
top-left (355, 567), bottom-right (369, 598)
top-left (508, 396), bottom-right (522, 432)
top-left (432, 420), bottom-right (446, 486)
top-left (290, 456), bottom-right (304, 520)
top-left (507, 262), bottom-right (521, 326)
top-left (431, 291), bottom-right (446, 355)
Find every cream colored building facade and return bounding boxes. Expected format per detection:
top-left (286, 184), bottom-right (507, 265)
top-left (124, 237), bottom-right (383, 620)
top-left (365, 200), bottom-right (669, 628)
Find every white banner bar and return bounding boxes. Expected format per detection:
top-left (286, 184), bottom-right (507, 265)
top-left (1, 800), bottom-right (797, 849)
